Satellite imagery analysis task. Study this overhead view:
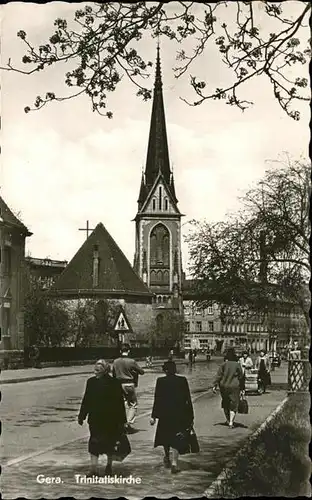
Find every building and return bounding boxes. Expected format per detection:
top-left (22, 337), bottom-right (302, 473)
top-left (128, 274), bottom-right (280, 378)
top-left (25, 256), bottom-right (67, 290)
top-left (0, 196), bottom-right (32, 365)
top-left (133, 45), bottom-right (184, 349)
top-left (19, 46), bottom-right (306, 355)
top-left (49, 222), bottom-right (154, 346)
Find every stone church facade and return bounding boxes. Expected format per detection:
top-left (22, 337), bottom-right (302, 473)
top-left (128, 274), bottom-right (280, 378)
top-left (48, 47), bottom-right (185, 350)
top-left (133, 46), bottom-right (184, 349)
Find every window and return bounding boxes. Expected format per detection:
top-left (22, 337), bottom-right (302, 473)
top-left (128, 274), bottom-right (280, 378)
top-left (185, 322), bottom-right (190, 332)
top-left (207, 306), bottom-right (213, 315)
top-left (152, 198), bottom-right (156, 211)
top-left (208, 321), bottom-right (214, 332)
top-left (2, 307), bottom-right (10, 336)
top-left (165, 198), bottom-right (168, 210)
top-left (157, 295), bottom-right (162, 304)
top-left (196, 321), bottom-right (202, 332)
top-left (157, 270), bottom-right (163, 282)
top-left (3, 247), bottom-right (11, 275)
top-left (159, 186), bottom-right (162, 210)
top-left (149, 224), bottom-right (170, 269)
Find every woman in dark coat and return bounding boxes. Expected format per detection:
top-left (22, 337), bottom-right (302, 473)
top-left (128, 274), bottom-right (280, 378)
top-left (212, 348), bottom-right (245, 428)
top-left (78, 359), bottom-right (127, 476)
top-left (150, 361), bottom-right (194, 474)
top-left (256, 350), bottom-right (271, 392)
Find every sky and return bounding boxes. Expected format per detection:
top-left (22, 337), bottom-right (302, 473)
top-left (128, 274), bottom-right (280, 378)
top-left (0, 2), bottom-right (310, 274)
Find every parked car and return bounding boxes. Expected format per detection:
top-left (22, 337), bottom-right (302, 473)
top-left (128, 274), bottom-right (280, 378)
top-left (270, 352), bottom-right (281, 367)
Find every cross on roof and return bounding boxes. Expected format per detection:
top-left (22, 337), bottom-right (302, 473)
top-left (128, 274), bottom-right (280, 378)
top-left (78, 220), bottom-right (95, 240)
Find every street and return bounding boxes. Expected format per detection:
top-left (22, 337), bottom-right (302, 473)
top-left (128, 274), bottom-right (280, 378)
top-left (1, 358), bottom-right (288, 499)
top-left (1, 357), bottom-right (220, 464)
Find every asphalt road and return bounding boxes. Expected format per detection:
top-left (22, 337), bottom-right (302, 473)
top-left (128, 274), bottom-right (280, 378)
top-left (1, 357), bottom-right (221, 464)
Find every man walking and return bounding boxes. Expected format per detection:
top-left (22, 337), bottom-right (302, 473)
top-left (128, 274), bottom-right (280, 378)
top-left (113, 344), bottom-right (145, 433)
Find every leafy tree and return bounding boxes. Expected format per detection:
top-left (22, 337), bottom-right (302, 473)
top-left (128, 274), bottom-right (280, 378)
top-left (185, 156), bottom-right (310, 331)
top-left (2, 2), bottom-right (310, 119)
top-left (153, 310), bottom-right (184, 350)
top-left (68, 298), bottom-right (120, 347)
top-left (24, 276), bottom-right (70, 347)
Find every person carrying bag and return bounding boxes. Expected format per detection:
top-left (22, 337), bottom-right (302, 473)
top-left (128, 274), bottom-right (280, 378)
top-left (238, 395), bottom-right (249, 414)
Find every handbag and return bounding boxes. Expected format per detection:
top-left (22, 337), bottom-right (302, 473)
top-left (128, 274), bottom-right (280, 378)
top-left (189, 427), bottom-right (200, 453)
top-left (174, 427), bottom-right (200, 455)
top-left (238, 396), bottom-right (249, 414)
top-left (111, 434), bottom-right (131, 462)
top-left (173, 430), bottom-right (190, 455)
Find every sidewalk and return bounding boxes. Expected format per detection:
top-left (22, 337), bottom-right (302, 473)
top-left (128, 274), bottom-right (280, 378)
top-left (0, 358), bottom-right (188, 385)
top-left (2, 367), bottom-right (288, 499)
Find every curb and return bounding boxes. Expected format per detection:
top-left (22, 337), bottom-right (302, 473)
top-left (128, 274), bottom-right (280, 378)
top-left (0, 371), bottom-right (93, 385)
top-left (4, 386), bottom-right (213, 468)
top-left (204, 395), bottom-right (289, 498)
top-left (0, 359), bottom-right (189, 385)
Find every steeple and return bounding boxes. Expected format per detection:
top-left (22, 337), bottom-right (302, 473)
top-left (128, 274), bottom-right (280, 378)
top-left (144, 45), bottom-right (171, 191)
top-left (137, 171), bottom-right (147, 209)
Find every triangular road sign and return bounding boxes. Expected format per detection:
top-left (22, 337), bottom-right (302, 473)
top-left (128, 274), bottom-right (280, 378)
top-left (113, 307), bottom-right (132, 333)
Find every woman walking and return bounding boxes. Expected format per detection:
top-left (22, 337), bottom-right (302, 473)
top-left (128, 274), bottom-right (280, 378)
top-left (256, 350), bottom-right (271, 393)
top-left (212, 348), bottom-right (245, 429)
top-left (78, 359), bottom-right (127, 477)
top-left (150, 360), bottom-right (194, 474)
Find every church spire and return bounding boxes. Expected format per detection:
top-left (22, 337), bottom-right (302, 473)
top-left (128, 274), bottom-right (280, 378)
top-left (144, 45), bottom-right (171, 191)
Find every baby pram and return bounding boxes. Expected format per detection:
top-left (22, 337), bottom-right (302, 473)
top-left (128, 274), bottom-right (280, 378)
top-left (245, 368), bottom-right (265, 395)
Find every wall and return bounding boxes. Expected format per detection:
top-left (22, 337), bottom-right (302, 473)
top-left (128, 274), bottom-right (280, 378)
top-left (0, 226), bottom-right (27, 351)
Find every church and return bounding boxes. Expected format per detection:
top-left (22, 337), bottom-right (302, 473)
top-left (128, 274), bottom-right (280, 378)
top-left (1, 47), bottom-right (300, 365)
top-left (49, 46), bottom-right (185, 350)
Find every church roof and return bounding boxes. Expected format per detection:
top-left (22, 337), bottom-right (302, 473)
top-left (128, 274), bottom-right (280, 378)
top-left (0, 196), bottom-right (32, 235)
top-left (50, 222), bottom-right (152, 299)
top-left (139, 46), bottom-right (177, 207)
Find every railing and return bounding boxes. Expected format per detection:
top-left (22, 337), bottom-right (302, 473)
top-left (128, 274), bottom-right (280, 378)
top-left (288, 358), bottom-right (310, 393)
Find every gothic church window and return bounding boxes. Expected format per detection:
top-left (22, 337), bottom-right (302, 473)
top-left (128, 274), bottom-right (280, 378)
top-left (152, 198), bottom-right (156, 211)
top-left (165, 198), bottom-right (168, 210)
top-left (149, 224), bottom-right (170, 267)
top-left (163, 270), bottom-right (169, 284)
top-left (159, 186), bottom-right (162, 210)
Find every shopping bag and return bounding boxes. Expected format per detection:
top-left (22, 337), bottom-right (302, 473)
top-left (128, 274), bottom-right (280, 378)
top-left (238, 397), bottom-right (249, 414)
top-left (189, 427), bottom-right (200, 453)
top-left (173, 430), bottom-right (191, 455)
top-left (266, 372), bottom-right (272, 386)
top-left (111, 434), bottom-right (131, 462)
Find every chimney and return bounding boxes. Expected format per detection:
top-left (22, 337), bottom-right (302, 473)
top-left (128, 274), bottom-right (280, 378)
top-left (93, 245), bottom-right (99, 287)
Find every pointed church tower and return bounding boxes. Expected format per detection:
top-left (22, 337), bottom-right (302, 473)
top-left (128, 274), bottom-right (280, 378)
top-left (133, 46), bottom-right (184, 330)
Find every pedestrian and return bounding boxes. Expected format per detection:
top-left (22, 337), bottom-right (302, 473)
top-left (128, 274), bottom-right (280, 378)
top-left (168, 349), bottom-right (174, 361)
top-left (255, 350), bottom-right (271, 392)
top-left (206, 347), bottom-right (211, 361)
top-left (30, 344), bottom-right (41, 369)
top-left (78, 359), bottom-right (127, 477)
top-left (212, 347), bottom-right (245, 429)
top-left (112, 344), bottom-right (145, 433)
top-left (193, 349), bottom-right (197, 363)
top-left (146, 354), bottom-right (153, 368)
top-left (239, 351), bottom-right (253, 374)
top-left (150, 360), bottom-right (194, 474)
top-left (188, 349), bottom-right (193, 364)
